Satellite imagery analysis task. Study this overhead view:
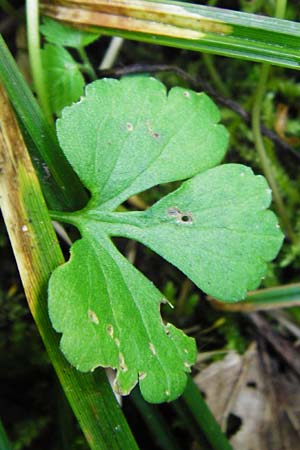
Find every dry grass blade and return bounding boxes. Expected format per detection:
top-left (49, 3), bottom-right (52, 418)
top-left (0, 83), bottom-right (138, 450)
top-left (40, 0), bottom-right (300, 70)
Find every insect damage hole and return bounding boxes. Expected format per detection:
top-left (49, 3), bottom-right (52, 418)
top-left (180, 213), bottom-right (193, 223)
top-left (167, 207), bottom-right (193, 224)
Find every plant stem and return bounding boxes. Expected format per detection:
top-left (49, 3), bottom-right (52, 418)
top-left (211, 283), bottom-right (300, 312)
top-left (0, 0), bottom-right (16, 15)
top-left (131, 389), bottom-right (181, 450)
top-left (77, 46), bottom-right (97, 80)
top-left (180, 376), bottom-right (233, 450)
top-left (26, 0), bottom-right (52, 123)
top-left (172, 400), bottom-right (211, 449)
top-left (99, 36), bottom-right (124, 70)
top-left (202, 53), bottom-right (229, 97)
top-left (0, 420), bottom-right (12, 450)
top-left (251, 64), bottom-right (294, 242)
top-left (275, 0), bottom-right (287, 19)
top-left (251, 0), bottom-right (295, 244)
top-left (175, 279), bottom-right (193, 318)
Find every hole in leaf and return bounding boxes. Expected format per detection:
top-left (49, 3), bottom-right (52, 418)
top-left (226, 413), bottom-right (242, 438)
top-left (180, 213), bottom-right (193, 223)
top-left (200, 389), bottom-right (206, 400)
top-left (246, 381), bottom-right (257, 388)
top-left (167, 207), bottom-right (193, 223)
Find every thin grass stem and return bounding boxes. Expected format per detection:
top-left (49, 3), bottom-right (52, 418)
top-left (77, 46), bottom-right (97, 80)
top-left (0, 0), bottom-right (16, 15)
top-left (26, 0), bottom-right (52, 122)
top-left (180, 376), bottom-right (233, 450)
top-left (251, 0), bottom-right (296, 243)
top-left (0, 420), bottom-right (12, 450)
top-left (202, 53), bottom-right (229, 97)
top-left (99, 37), bottom-right (124, 70)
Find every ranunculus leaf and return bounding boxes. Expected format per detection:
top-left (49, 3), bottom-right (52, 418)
top-left (48, 77), bottom-right (283, 403)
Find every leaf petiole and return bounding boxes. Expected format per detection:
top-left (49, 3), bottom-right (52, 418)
top-left (77, 46), bottom-right (97, 80)
top-left (49, 209), bottom-right (80, 225)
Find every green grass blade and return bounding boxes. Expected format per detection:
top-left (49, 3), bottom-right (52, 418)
top-left (0, 420), bottom-right (12, 450)
top-left (0, 34), bottom-right (87, 211)
top-left (246, 284), bottom-right (300, 306)
top-left (130, 389), bottom-right (181, 450)
top-left (180, 375), bottom-right (233, 450)
top-left (212, 284), bottom-right (300, 312)
top-left (171, 400), bottom-right (212, 449)
top-left (42, 0), bottom-right (300, 70)
top-left (0, 85), bottom-right (139, 450)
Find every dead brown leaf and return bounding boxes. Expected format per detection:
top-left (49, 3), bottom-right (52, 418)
top-left (194, 343), bottom-right (300, 450)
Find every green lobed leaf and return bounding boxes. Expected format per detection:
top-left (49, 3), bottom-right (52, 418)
top-left (40, 17), bottom-right (100, 48)
top-left (49, 235), bottom-right (196, 403)
top-left (87, 164), bottom-right (283, 302)
top-left (49, 76), bottom-right (283, 402)
top-left (56, 76), bottom-right (228, 210)
top-left (41, 44), bottom-right (84, 116)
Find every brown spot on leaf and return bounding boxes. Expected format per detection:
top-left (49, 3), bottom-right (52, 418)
top-left (107, 324), bottom-right (114, 337)
top-left (119, 352), bottom-right (128, 372)
top-left (167, 207), bottom-right (193, 224)
top-left (88, 309), bottom-right (99, 325)
top-left (149, 342), bottom-right (157, 355)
